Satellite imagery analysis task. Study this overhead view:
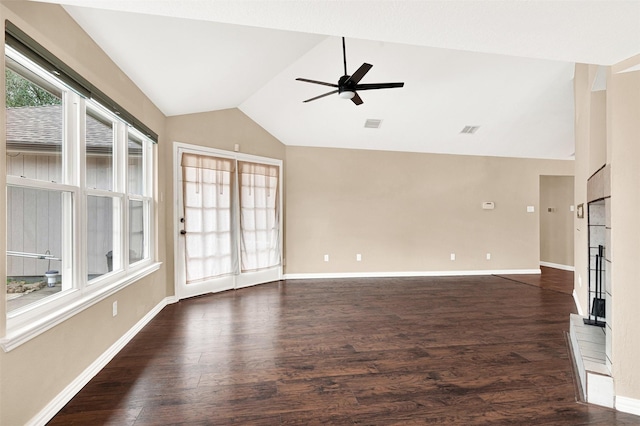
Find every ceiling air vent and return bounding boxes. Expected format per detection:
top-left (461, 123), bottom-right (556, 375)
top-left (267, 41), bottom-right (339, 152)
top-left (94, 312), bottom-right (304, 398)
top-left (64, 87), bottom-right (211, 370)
top-left (364, 119), bottom-right (382, 129)
top-left (460, 125), bottom-right (480, 134)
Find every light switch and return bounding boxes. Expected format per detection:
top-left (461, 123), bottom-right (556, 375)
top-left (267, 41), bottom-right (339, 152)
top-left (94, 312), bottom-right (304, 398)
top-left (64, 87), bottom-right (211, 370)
top-left (527, 206), bottom-right (535, 213)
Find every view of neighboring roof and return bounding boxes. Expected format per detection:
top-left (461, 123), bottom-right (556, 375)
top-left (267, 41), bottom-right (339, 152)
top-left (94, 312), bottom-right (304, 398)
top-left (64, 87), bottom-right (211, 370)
top-left (6, 105), bottom-right (141, 153)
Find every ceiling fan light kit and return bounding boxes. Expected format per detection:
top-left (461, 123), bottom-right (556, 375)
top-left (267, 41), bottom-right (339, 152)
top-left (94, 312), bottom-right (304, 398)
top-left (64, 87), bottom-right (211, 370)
top-left (339, 91), bottom-right (355, 99)
top-left (296, 37), bottom-right (404, 105)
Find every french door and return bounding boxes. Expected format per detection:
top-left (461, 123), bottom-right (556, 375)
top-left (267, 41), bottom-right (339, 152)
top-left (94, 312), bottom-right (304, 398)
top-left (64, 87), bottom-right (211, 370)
top-left (174, 143), bottom-right (282, 299)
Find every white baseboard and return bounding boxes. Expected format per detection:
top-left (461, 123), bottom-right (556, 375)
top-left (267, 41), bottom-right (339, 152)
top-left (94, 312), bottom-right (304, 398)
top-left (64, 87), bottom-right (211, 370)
top-left (284, 269), bottom-right (541, 280)
top-left (617, 396), bottom-right (640, 416)
top-left (573, 289), bottom-right (584, 316)
top-left (540, 261), bottom-right (575, 271)
top-left (587, 372), bottom-right (614, 408)
top-left (27, 296), bottom-right (172, 426)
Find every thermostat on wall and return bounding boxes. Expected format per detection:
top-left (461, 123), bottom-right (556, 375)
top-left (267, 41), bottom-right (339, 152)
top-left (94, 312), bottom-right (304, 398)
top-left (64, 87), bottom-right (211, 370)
top-left (482, 201), bottom-right (495, 210)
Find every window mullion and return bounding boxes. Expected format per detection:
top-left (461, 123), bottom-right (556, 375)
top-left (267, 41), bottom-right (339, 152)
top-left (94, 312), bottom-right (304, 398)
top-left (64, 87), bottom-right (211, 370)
top-left (74, 95), bottom-right (87, 290)
top-left (114, 122), bottom-right (127, 194)
top-left (65, 92), bottom-right (82, 187)
top-left (116, 122), bottom-right (128, 269)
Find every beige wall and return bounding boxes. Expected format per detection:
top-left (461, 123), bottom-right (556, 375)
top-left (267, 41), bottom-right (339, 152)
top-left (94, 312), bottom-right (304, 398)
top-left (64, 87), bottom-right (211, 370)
top-left (539, 176), bottom-right (574, 267)
top-left (573, 63), bottom-right (598, 313)
top-left (574, 56), bottom-right (640, 403)
top-left (589, 90), bottom-right (607, 176)
top-left (608, 66), bottom-right (640, 401)
top-left (285, 146), bottom-right (573, 274)
top-left (166, 108), bottom-right (286, 160)
top-left (164, 108), bottom-right (286, 294)
top-left (0, 3), bottom-right (167, 425)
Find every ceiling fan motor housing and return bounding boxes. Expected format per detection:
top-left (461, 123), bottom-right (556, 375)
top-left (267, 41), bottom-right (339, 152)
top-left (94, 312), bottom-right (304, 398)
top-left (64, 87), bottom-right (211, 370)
top-left (338, 75), bottom-right (356, 92)
top-left (338, 75), bottom-right (357, 99)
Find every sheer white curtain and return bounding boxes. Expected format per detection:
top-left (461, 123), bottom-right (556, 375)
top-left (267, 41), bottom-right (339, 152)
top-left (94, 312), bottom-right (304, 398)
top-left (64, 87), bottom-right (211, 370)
top-left (238, 161), bottom-right (280, 272)
top-left (181, 153), bottom-right (235, 284)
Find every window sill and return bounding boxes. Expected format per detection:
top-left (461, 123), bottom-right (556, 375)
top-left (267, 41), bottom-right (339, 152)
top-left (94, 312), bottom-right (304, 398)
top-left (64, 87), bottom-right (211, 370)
top-left (1, 262), bottom-right (162, 352)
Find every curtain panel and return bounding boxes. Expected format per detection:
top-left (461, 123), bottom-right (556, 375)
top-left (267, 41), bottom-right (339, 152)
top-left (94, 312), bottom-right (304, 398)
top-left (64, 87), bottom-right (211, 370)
top-left (238, 161), bottom-right (280, 272)
top-left (181, 153), bottom-right (235, 284)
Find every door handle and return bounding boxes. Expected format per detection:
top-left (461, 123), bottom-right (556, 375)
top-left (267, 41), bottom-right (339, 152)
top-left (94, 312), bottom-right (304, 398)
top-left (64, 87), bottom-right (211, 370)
top-left (180, 230), bottom-right (187, 235)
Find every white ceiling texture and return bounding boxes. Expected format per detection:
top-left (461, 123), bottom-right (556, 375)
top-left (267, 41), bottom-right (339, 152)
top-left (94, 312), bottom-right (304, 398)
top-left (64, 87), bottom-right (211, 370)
top-left (31, 1), bottom-right (640, 159)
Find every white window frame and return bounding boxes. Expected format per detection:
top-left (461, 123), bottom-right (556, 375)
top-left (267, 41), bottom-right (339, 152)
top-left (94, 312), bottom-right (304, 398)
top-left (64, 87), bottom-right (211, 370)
top-left (2, 46), bottom-right (160, 351)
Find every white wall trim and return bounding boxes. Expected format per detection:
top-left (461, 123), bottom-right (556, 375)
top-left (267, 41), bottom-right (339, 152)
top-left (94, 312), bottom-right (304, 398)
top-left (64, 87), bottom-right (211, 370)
top-left (573, 289), bottom-right (584, 316)
top-left (284, 269), bottom-right (541, 280)
top-left (26, 296), bottom-right (173, 426)
top-left (540, 261), bottom-right (575, 271)
top-left (616, 396), bottom-right (640, 416)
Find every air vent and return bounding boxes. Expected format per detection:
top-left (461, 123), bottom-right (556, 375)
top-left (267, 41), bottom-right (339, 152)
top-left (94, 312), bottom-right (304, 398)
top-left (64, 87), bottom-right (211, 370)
top-left (364, 119), bottom-right (382, 129)
top-left (460, 125), bottom-right (480, 134)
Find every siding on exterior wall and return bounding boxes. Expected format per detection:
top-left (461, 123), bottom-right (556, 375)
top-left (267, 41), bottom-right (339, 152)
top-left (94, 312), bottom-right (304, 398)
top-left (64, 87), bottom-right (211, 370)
top-left (6, 154), bottom-right (116, 276)
top-left (7, 186), bottom-right (62, 276)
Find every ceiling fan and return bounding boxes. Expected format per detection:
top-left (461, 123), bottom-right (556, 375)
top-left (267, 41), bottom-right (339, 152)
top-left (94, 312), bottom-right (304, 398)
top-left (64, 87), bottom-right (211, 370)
top-left (296, 37), bottom-right (404, 105)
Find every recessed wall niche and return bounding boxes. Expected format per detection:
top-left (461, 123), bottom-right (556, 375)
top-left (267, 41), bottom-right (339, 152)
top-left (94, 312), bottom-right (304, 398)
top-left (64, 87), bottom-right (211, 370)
top-left (585, 164), bottom-right (612, 371)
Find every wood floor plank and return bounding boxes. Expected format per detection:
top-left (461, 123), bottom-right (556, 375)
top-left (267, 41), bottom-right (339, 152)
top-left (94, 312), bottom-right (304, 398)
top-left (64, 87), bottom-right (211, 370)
top-left (48, 270), bottom-right (640, 425)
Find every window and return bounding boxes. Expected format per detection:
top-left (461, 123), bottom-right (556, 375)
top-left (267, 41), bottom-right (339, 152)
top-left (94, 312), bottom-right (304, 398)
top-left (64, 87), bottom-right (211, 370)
top-left (127, 130), bottom-right (153, 267)
top-left (85, 107), bottom-right (115, 191)
top-left (4, 42), bottom-right (157, 341)
top-left (5, 56), bottom-right (63, 182)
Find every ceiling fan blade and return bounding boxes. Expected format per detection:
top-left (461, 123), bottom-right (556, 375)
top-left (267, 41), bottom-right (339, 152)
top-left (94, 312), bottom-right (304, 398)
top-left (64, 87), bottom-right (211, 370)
top-left (302, 90), bottom-right (339, 103)
top-left (354, 82), bottom-right (404, 91)
top-left (351, 92), bottom-right (363, 105)
top-left (296, 78), bottom-right (339, 88)
top-left (347, 63), bottom-right (373, 84)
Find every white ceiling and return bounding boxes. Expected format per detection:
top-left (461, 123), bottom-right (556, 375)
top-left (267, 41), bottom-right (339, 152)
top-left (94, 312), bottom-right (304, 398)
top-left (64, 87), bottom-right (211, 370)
top-left (31, 1), bottom-right (640, 159)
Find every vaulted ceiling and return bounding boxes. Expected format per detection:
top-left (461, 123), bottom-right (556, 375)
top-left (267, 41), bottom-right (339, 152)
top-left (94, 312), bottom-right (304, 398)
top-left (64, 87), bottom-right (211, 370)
top-left (30, 1), bottom-right (640, 159)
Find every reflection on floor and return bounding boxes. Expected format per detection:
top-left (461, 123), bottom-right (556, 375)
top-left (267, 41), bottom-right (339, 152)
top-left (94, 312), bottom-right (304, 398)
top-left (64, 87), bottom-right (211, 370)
top-left (495, 265), bottom-right (574, 295)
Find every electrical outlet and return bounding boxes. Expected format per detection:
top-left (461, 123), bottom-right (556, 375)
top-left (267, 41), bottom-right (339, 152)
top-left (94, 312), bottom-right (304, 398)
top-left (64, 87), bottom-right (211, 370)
top-left (112, 301), bottom-right (118, 317)
top-left (486, 253), bottom-right (491, 260)
top-left (450, 253), bottom-right (456, 261)
top-left (356, 253), bottom-right (362, 261)
top-left (324, 254), bottom-right (329, 262)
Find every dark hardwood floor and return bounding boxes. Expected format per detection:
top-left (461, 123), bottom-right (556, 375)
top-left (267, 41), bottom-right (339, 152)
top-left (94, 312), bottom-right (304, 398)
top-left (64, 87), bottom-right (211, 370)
top-left (49, 270), bottom-right (640, 425)
top-left (496, 266), bottom-right (575, 295)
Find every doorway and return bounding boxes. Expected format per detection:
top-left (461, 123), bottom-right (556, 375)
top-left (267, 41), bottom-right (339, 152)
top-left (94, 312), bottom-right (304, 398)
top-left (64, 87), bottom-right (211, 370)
top-left (173, 142), bottom-right (282, 299)
top-left (539, 175), bottom-right (575, 270)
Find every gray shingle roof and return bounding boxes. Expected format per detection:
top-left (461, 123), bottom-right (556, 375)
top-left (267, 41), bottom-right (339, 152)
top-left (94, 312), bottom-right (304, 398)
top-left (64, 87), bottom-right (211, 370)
top-left (6, 105), bottom-right (141, 154)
